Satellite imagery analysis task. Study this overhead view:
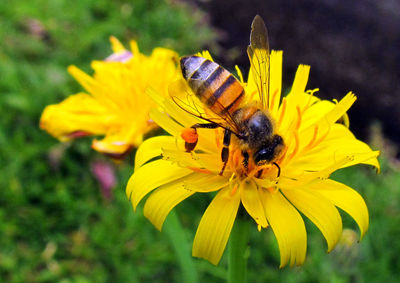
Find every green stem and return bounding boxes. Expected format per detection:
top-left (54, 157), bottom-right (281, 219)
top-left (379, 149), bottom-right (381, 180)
top-left (228, 216), bottom-right (250, 283)
top-left (163, 210), bottom-right (199, 283)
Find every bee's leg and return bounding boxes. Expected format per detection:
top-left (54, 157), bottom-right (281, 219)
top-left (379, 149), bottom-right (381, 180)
top-left (219, 128), bottom-right (231, 176)
top-left (242, 150), bottom-right (249, 170)
top-left (273, 162), bottom-right (281, 178)
top-left (256, 163), bottom-right (280, 178)
top-left (181, 123), bottom-right (219, 152)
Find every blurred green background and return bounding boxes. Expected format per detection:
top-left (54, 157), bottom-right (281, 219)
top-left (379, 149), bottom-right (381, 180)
top-left (1, 0), bottom-right (399, 282)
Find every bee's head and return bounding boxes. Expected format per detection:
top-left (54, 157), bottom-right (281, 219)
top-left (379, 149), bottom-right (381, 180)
top-left (253, 135), bottom-right (284, 166)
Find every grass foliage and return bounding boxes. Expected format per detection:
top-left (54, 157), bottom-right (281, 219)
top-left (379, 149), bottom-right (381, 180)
top-left (1, 0), bottom-right (399, 282)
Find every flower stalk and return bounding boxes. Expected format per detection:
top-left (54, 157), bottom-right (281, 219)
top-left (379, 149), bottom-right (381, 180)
top-left (163, 210), bottom-right (199, 283)
top-left (228, 211), bottom-right (250, 283)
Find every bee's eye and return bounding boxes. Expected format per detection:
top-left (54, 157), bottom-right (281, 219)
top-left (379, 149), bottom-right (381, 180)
top-left (254, 148), bottom-right (273, 164)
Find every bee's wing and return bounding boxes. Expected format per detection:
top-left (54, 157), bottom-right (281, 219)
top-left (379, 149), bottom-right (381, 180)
top-left (247, 15), bottom-right (270, 110)
top-left (169, 79), bottom-right (241, 136)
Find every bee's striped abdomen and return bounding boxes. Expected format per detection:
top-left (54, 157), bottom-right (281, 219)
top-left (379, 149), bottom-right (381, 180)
top-left (180, 56), bottom-right (244, 115)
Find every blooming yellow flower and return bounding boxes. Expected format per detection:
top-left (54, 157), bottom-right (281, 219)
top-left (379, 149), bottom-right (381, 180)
top-left (126, 49), bottom-right (379, 267)
top-left (40, 37), bottom-right (179, 157)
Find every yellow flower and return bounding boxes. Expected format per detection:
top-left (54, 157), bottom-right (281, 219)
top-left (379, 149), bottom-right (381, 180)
top-left (40, 36), bottom-right (179, 157)
top-left (126, 49), bottom-right (379, 267)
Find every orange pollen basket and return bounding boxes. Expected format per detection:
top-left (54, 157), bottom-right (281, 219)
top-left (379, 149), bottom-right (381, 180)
top-left (181, 128), bottom-right (198, 144)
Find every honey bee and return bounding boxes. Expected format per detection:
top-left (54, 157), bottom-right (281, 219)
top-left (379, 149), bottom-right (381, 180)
top-left (178, 15), bottom-right (284, 176)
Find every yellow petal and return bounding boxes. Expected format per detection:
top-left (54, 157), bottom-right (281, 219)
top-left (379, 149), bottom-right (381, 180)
top-left (324, 92), bottom-right (357, 124)
top-left (299, 100), bottom-right (336, 131)
top-left (307, 179), bottom-right (369, 239)
top-left (67, 66), bottom-right (106, 102)
top-left (109, 36), bottom-right (126, 53)
top-left (240, 180), bottom-right (268, 229)
top-left (282, 188), bottom-right (342, 252)
top-left (340, 151), bottom-right (380, 171)
top-left (129, 40), bottom-right (139, 56)
top-left (92, 135), bottom-right (133, 157)
top-left (143, 174), bottom-right (197, 230)
top-left (301, 92), bottom-right (357, 139)
top-left (259, 189), bottom-right (307, 267)
top-left (184, 174), bottom-right (228, 192)
top-left (277, 176), bottom-right (316, 190)
top-left (269, 50), bottom-right (283, 118)
top-left (287, 156), bottom-right (353, 184)
top-left (193, 152), bottom-right (226, 173)
top-left (292, 124), bottom-right (380, 171)
top-left (196, 50), bottom-right (214, 61)
top-left (135, 136), bottom-right (176, 171)
top-left (126, 160), bottom-right (192, 210)
top-left (235, 65), bottom-right (244, 83)
top-left (160, 142), bottom-right (221, 172)
top-left (192, 186), bottom-right (241, 265)
top-left (286, 64), bottom-right (311, 109)
top-left (151, 46), bottom-right (179, 63)
top-left (254, 177), bottom-right (279, 189)
top-left (195, 128), bottom-right (221, 154)
top-left (40, 93), bottom-right (112, 141)
top-left (162, 148), bottom-right (208, 169)
top-left (289, 150), bottom-right (380, 175)
top-left (149, 108), bottom-right (182, 136)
